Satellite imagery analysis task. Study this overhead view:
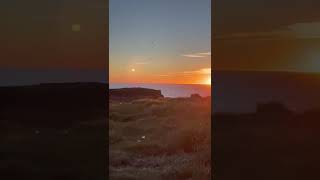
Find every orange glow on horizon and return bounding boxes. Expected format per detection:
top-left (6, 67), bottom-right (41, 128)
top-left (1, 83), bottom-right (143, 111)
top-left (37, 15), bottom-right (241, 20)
top-left (110, 75), bottom-right (212, 85)
top-left (203, 76), bottom-right (211, 85)
top-left (110, 67), bottom-right (212, 85)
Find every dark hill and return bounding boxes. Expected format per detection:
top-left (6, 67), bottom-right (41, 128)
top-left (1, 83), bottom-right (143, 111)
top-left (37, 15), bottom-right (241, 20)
top-left (0, 82), bottom-right (107, 128)
top-left (109, 87), bottom-right (164, 101)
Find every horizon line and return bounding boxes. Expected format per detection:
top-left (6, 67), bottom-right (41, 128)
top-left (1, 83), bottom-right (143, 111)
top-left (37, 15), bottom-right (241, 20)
top-left (109, 82), bottom-right (211, 86)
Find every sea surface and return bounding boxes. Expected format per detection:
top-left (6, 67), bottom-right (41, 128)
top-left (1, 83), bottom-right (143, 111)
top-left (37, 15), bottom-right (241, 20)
top-left (109, 83), bottom-right (211, 98)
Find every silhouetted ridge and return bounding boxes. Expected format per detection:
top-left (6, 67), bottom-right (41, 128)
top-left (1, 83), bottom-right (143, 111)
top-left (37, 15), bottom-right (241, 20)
top-left (0, 83), bottom-right (107, 128)
top-left (110, 88), bottom-right (164, 101)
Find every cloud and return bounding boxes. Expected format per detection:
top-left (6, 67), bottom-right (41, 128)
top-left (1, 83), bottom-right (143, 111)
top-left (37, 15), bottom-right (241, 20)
top-left (197, 52), bottom-right (211, 56)
top-left (181, 52), bottom-right (211, 58)
top-left (181, 54), bottom-right (206, 58)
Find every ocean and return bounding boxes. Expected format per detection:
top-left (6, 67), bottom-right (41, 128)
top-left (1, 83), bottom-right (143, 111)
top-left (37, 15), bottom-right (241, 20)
top-left (109, 83), bottom-right (211, 98)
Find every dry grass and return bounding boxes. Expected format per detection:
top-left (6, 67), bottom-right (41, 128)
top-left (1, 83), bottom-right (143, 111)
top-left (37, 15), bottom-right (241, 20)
top-left (109, 97), bottom-right (211, 180)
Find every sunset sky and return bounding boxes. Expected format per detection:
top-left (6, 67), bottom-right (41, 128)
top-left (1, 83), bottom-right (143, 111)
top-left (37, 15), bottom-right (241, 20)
top-left (109, 0), bottom-right (211, 84)
top-left (3, 0), bottom-right (320, 86)
top-left (213, 0), bottom-right (320, 73)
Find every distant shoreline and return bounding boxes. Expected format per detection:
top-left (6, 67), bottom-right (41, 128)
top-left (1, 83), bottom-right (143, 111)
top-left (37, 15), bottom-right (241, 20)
top-left (110, 83), bottom-right (211, 98)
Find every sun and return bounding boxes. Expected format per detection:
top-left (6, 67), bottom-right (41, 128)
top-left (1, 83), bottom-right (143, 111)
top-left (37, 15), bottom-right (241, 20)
top-left (203, 76), bottom-right (211, 85)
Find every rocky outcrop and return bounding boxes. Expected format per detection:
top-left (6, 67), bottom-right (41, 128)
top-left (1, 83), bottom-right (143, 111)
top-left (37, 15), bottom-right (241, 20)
top-left (109, 88), bottom-right (164, 101)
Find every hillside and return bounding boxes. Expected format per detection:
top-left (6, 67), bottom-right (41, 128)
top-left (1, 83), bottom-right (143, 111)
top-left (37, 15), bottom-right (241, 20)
top-left (109, 95), bottom-right (211, 180)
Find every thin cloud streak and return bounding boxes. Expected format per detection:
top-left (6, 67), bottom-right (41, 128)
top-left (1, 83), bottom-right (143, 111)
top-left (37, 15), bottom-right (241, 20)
top-left (181, 52), bottom-right (211, 58)
top-left (197, 52), bottom-right (211, 56)
top-left (181, 54), bottom-right (206, 58)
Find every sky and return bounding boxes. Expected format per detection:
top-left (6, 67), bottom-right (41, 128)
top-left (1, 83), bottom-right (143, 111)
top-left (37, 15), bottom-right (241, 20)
top-left (213, 0), bottom-right (320, 73)
top-left (0, 0), bottom-right (108, 85)
top-left (109, 0), bottom-right (211, 84)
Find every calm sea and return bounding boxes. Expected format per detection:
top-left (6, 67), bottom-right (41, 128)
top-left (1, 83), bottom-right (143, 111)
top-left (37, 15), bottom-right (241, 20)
top-left (109, 83), bottom-right (211, 98)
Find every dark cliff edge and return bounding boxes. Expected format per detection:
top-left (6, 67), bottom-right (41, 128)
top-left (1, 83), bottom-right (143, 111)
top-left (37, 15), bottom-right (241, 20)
top-left (0, 82), bottom-right (108, 128)
top-left (109, 87), bottom-right (164, 101)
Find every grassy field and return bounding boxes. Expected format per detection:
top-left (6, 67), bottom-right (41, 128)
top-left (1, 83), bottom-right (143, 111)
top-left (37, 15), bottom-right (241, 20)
top-left (109, 97), bottom-right (211, 180)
